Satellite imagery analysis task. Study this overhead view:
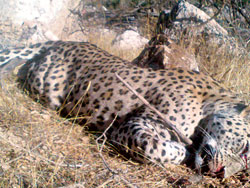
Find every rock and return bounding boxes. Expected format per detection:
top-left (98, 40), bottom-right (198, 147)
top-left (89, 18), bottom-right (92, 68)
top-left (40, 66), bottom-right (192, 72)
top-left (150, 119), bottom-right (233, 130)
top-left (112, 30), bottom-right (149, 50)
top-left (156, 0), bottom-right (228, 40)
top-left (202, 7), bottom-right (215, 17)
top-left (156, 0), bottom-right (245, 54)
top-left (132, 34), bottom-right (199, 71)
top-left (0, 0), bottom-right (84, 45)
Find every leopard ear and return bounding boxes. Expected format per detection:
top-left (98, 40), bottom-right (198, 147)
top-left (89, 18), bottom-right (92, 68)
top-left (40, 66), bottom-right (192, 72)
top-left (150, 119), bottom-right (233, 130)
top-left (239, 105), bottom-right (250, 121)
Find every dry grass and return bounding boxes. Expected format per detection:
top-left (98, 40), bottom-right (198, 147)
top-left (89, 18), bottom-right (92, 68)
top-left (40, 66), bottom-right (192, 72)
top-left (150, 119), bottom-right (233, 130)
top-left (0, 34), bottom-right (250, 187)
top-left (195, 40), bottom-right (250, 103)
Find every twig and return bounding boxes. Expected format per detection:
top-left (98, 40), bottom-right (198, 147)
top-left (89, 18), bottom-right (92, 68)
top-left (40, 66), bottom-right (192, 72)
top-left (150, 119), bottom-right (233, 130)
top-left (115, 73), bottom-right (192, 145)
top-left (96, 116), bottom-right (118, 174)
top-left (196, 0), bottom-right (225, 28)
top-left (96, 116), bottom-right (138, 188)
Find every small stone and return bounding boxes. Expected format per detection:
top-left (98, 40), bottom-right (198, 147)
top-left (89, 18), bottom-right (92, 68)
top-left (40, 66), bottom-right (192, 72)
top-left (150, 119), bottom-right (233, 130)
top-left (188, 174), bottom-right (203, 183)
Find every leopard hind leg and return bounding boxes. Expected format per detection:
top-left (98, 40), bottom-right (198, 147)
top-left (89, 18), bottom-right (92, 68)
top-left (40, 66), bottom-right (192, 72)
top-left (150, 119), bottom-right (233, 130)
top-left (110, 109), bottom-right (189, 165)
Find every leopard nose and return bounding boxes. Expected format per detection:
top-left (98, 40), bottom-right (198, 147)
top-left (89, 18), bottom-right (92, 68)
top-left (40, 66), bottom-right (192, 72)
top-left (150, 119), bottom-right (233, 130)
top-left (214, 166), bottom-right (225, 178)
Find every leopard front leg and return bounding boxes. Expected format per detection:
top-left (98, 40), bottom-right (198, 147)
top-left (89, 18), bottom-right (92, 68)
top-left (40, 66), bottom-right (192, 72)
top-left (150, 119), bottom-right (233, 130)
top-left (110, 111), bottom-right (189, 165)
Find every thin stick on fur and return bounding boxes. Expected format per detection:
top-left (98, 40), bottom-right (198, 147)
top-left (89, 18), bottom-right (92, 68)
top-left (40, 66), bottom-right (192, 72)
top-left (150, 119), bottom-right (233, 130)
top-left (115, 73), bottom-right (192, 145)
top-left (96, 115), bottom-right (138, 188)
top-left (96, 115), bottom-right (118, 174)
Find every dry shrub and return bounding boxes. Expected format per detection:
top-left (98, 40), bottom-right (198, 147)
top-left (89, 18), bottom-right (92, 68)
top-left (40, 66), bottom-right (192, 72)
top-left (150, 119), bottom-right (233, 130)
top-left (195, 39), bottom-right (250, 103)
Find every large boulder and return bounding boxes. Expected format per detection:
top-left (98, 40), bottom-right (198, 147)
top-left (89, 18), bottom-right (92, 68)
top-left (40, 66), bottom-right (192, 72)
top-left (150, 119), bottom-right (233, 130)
top-left (112, 30), bottom-right (149, 50)
top-left (156, 0), bottom-right (245, 54)
top-left (157, 0), bottom-right (228, 39)
top-left (0, 0), bottom-right (84, 47)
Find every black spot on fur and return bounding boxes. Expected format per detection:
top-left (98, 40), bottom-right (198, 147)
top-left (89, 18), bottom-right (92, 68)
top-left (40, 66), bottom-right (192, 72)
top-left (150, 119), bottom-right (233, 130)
top-left (234, 103), bottom-right (247, 113)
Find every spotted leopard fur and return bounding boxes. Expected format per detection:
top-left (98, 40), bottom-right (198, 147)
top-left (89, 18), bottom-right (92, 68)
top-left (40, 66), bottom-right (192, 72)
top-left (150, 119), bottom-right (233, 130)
top-left (0, 41), bottom-right (250, 178)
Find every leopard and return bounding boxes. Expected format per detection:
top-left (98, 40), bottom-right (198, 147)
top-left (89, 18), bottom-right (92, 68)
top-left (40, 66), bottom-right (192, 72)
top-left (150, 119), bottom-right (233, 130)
top-left (0, 40), bottom-right (249, 178)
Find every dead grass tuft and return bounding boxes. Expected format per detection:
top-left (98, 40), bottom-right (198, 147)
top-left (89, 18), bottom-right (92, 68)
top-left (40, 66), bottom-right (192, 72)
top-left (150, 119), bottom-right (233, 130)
top-left (193, 38), bottom-right (250, 103)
